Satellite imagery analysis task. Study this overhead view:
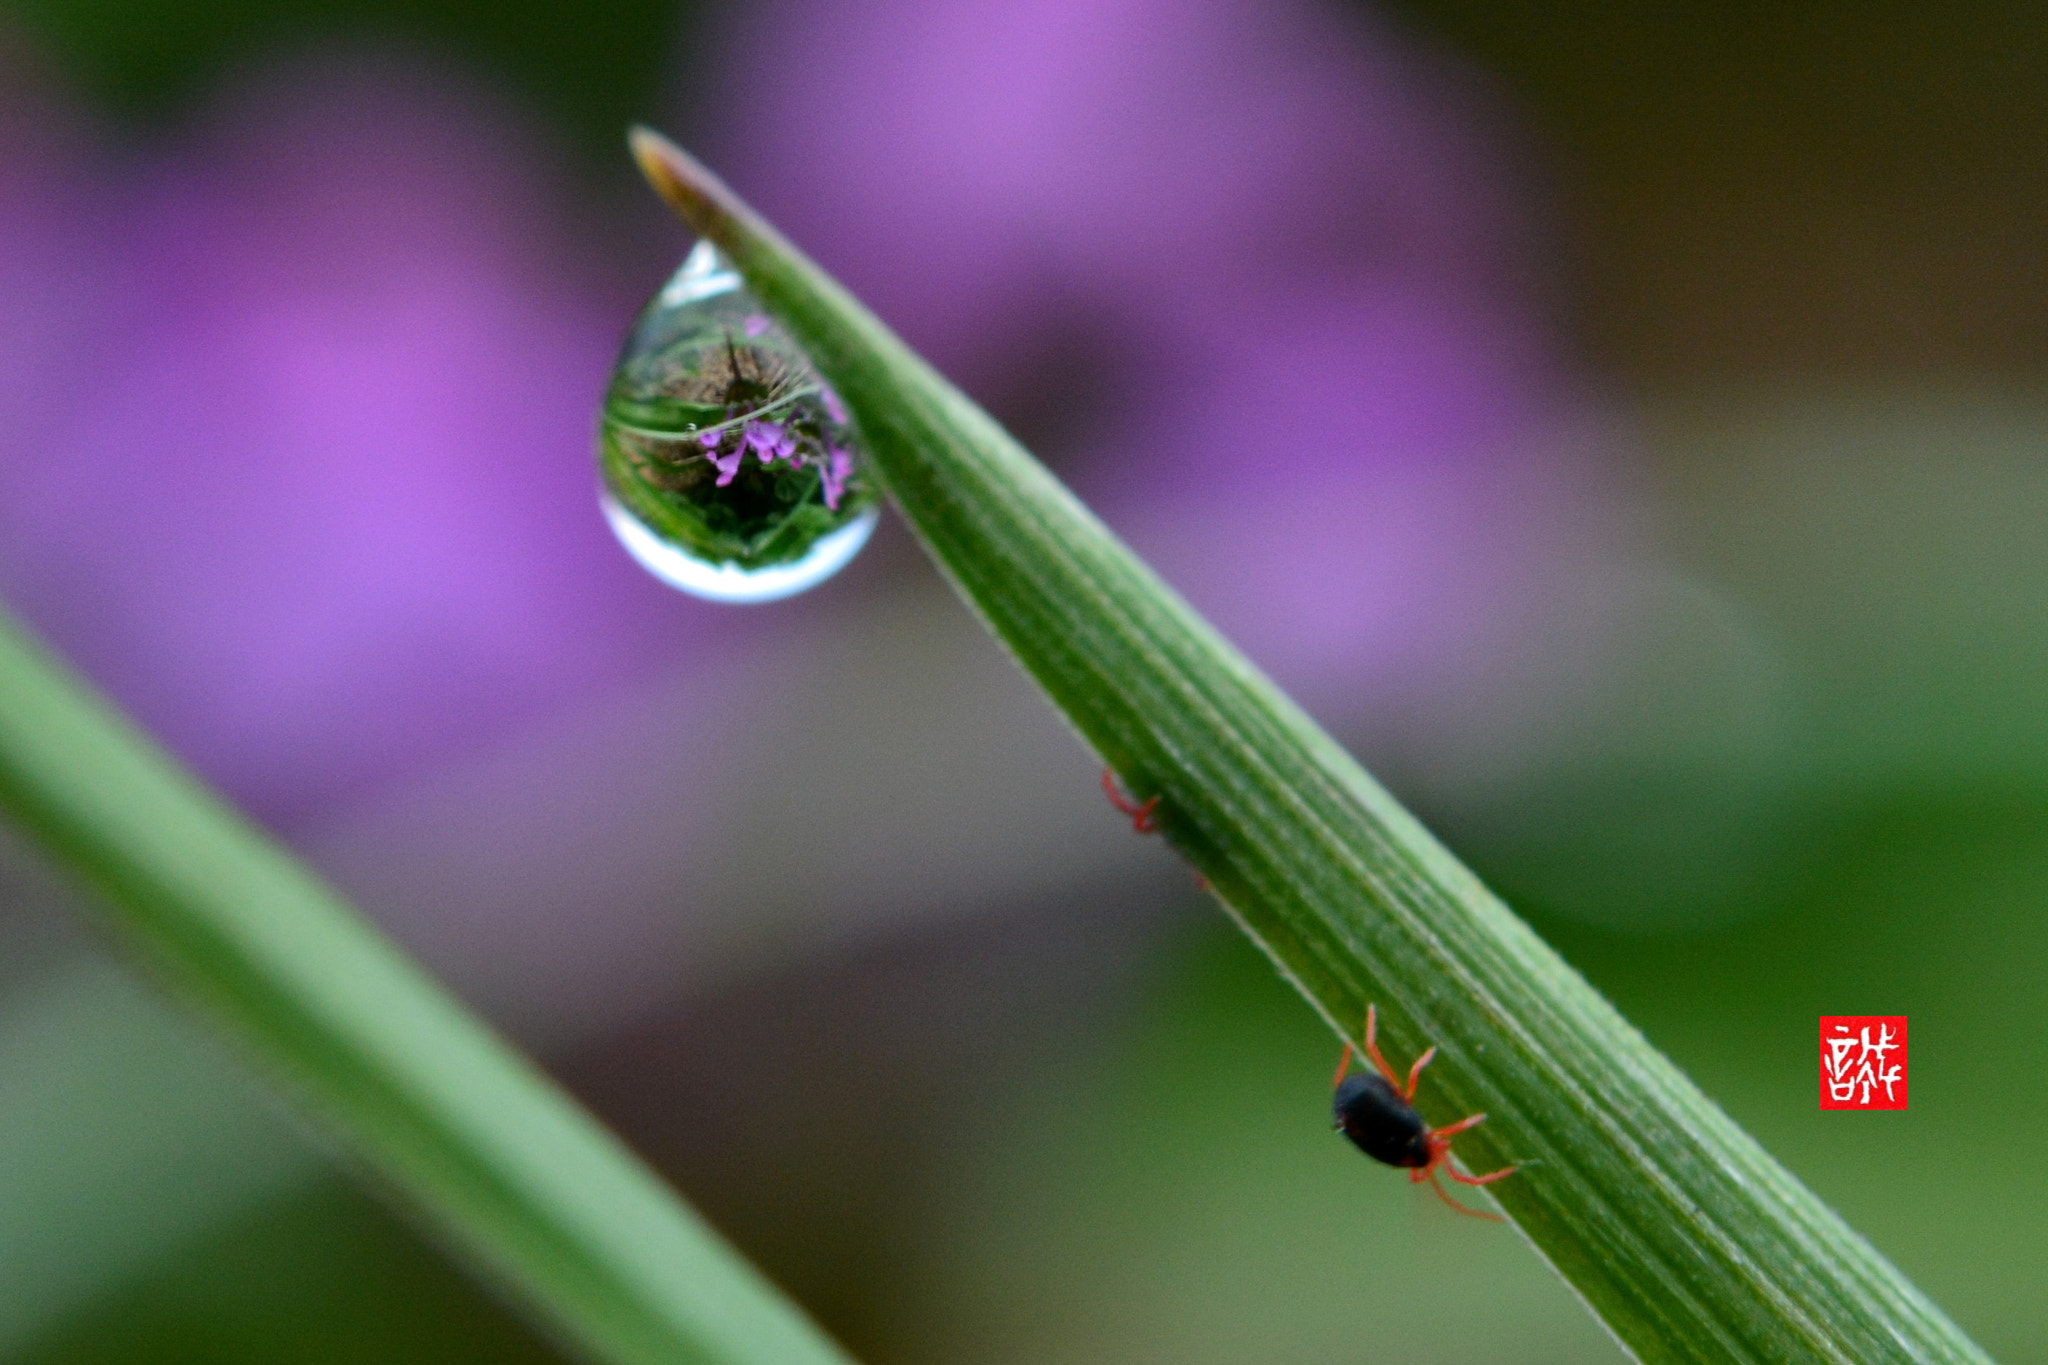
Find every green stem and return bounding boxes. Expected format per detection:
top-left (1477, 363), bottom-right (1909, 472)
top-left (0, 611), bottom-right (856, 1365)
top-left (628, 126), bottom-right (1988, 1365)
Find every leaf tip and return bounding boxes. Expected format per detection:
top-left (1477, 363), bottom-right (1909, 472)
top-left (627, 124), bottom-right (686, 200)
top-left (627, 125), bottom-right (729, 241)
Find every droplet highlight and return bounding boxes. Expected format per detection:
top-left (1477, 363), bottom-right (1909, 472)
top-left (598, 241), bottom-right (878, 602)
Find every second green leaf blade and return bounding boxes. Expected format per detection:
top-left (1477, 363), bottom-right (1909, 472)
top-left (626, 126), bottom-right (1987, 1365)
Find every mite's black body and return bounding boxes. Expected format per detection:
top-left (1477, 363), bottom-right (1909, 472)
top-left (1329, 1005), bottom-right (1517, 1219)
top-left (1333, 1072), bottom-right (1431, 1168)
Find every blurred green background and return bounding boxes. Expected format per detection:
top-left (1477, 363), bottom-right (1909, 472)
top-left (2, 1), bottom-right (2044, 1361)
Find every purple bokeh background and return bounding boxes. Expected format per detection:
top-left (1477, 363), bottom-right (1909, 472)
top-left (702, 0), bottom-right (1600, 712)
top-left (0, 0), bottom-right (1610, 866)
top-left (4, 12), bottom-right (2042, 1359)
top-left (0, 46), bottom-right (713, 830)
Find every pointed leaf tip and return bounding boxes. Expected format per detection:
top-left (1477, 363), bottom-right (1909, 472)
top-left (626, 126), bottom-right (734, 241)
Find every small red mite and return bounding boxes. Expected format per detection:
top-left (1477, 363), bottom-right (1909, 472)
top-left (1100, 770), bottom-right (1213, 892)
top-left (1333, 1005), bottom-right (1515, 1221)
top-left (1101, 768), bottom-right (1159, 834)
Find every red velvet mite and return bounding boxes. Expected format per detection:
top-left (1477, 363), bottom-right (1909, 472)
top-left (1332, 1005), bottom-right (1515, 1220)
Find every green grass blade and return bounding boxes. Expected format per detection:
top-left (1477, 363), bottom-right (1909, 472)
top-left (0, 610), bottom-right (856, 1365)
top-left (628, 127), bottom-right (1988, 1365)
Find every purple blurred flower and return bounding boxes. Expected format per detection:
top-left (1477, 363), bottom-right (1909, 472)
top-left (0, 51), bottom-right (715, 829)
top-left (744, 419), bottom-right (791, 464)
top-left (0, 44), bottom-right (116, 535)
top-left (822, 445), bottom-right (853, 511)
top-left (703, 429), bottom-right (743, 484)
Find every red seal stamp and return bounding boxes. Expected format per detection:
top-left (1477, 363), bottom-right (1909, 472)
top-left (1820, 1016), bottom-right (1907, 1110)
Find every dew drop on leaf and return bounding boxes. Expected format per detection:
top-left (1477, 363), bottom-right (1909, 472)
top-left (598, 241), bottom-right (878, 602)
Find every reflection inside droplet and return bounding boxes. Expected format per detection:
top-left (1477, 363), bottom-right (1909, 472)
top-left (602, 493), bottom-right (879, 603)
top-left (597, 240), bottom-right (878, 602)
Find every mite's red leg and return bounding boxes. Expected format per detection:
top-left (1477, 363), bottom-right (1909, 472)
top-left (1446, 1164), bottom-right (1517, 1187)
top-left (1362, 1005), bottom-right (1406, 1090)
top-left (1403, 1045), bottom-right (1437, 1101)
top-left (1100, 768), bottom-right (1159, 833)
top-left (1428, 1112), bottom-right (1489, 1142)
top-left (1427, 1169), bottom-right (1505, 1222)
top-left (1429, 1117), bottom-right (1515, 1188)
top-left (1332, 1039), bottom-right (1355, 1088)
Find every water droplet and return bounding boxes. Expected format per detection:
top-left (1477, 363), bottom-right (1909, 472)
top-left (598, 240), bottom-right (878, 603)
